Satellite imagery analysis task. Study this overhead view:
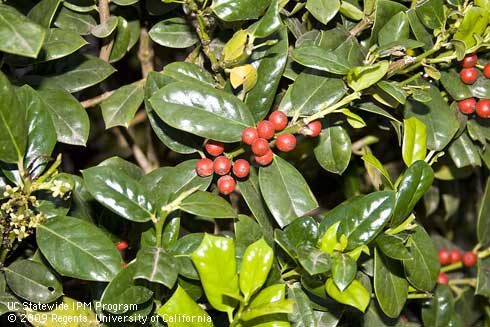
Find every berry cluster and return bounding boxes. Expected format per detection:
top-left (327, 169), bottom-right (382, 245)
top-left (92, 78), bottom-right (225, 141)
top-left (436, 248), bottom-right (477, 285)
top-left (457, 53), bottom-right (490, 118)
top-left (195, 111), bottom-right (322, 195)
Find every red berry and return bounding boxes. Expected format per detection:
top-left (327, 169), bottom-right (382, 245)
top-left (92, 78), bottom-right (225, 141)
top-left (213, 156), bottom-right (232, 176)
top-left (484, 64), bottom-right (490, 78)
top-left (242, 127), bottom-right (259, 145)
top-left (307, 120), bottom-right (322, 137)
top-left (476, 99), bottom-right (490, 118)
top-left (437, 272), bottom-right (449, 285)
top-left (450, 249), bottom-right (462, 264)
top-left (233, 159), bottom-right (250, 178)
top-left (255, 149), bottom-right (274, 166)
top-left (196, 158), bottom-right (214, 177)
top-left (457, 98), bottom-right (476, 115)
top-left (257, 120), bottom-right (275, 139)
top-left (205, 140), bottom-right (225, 156)
top-left (438, 249), bottom-right (451, 265)
top-left (460, 67), bottom-right (478, 84)
top-left (461, 53), bottom-right (477, 68)
top-left (116, 241), bottom-right (128, 251)
top-left (463, 251), bottom-right (477, 267)
top-left (251, 138), bottom-right (270, 156)
top-left (268, 111), bottom-right (288, 131)
top-left (276, 133), bottom-right (297, 152)
top-left (217, 175), bottom-right (236, 195)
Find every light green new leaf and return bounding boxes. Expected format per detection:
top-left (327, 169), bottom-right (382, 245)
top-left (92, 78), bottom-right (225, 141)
top-left (348, 61), bottom-right (389, 92)
top-left (239, 239), bottom-right (273, 301)
top-left (402, 117), bottom-right (427, 166)
top-left (325, 278), bottom-right (370, 312)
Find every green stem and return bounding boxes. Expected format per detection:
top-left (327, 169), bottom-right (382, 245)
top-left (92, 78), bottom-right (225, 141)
top-left (385, 214), bottom-right (416, 235)
top-left (34, 154), bottom-right (62, 186)
top-left (407, 293), bottom-right (432, 299)
top-left (0, 247), bottom-right (8, 265)
top-left (226, 147), bottom-right (246, 160)
top-left (449, 278), bottom-right (476, 287)
top-left (441, 261), bottom-right (463, 273)
top-left (155, 212), bottom-right (168, 248)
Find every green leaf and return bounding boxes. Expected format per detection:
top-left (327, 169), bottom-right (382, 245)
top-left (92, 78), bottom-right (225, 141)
top-left (402, 117), bottom-right (427, 166)
top-left (170, 234), bottom-right (204, 280)
top-left (376, 81), bottom-right (407, 105)
top-left (291, 46), bottom-right (352, 75)
top-left (149, 17), bottom-right (198, 48)
top-left (82, 166), bottom-right (154, 222)
top-left (374, 249), bottom-right (408, 318)
top-left (243, 284), bottom-right (290, 326)
top-left (476, 257), bottom-right (490, 297)
top-left (332, 254), bottom-right (357, 292)
top-left (109, 17), bottom-right (130, 63)
top-left (288, 283), bottom-right (316, 327)
top-left (337, 191), bottom-right (395, 250)
top-left (0, 4), bottom-right (46, 58)
top-left (157, 286), bottom-right (213, 327)
top-left (245, 27), bottom-right (288, 122)
top-left (133, 247), bottom-right (178, 289)
top-left (37, 216), bottom-right (122, 281)
top-left (259, 155), bottom-right (318, 227)
top-left (101, 84), bottom-right (144, 128)
top-left (212, 0), bottom-right (271, 21)
top-left (5, 260), bottom-right (62, 303)
top-left (361, 153), bottom-right (394, 188)
top-left (250, 0), bottom-right (281, 39)
top-left (164, 62), bottom-right (215, 86)
top-left (0, 71), bottom-right (26, 163)
top-left (369, 0), bottom-right (407, 45)
top-left (325, 278), bottom-right (370, 312)
top-left (150, 81), bottom-right (254, 142)
top-left (179, 191), bottom-right (237, 218)
top-left (235, 215), bottom-right (266, 249)
top-left (191, 234), bottom-right (239, 313)
top-left (92, 16), bottom-right (118, 38)
top-left (27, 0), bottom-right (62, 27)
top-left (477, 178), bottom-right (490, 245)
top-left (454, 7), bottom-right (488, 49)
top-left (415, 0), bottom-right (446, 30)
top-left (378, 12), bottom-right (409, 46)
top-left (297, 245), bottom-right (331, 275)
top-left (113, 0), bottom-right (139, 5)
top-left (285, 216), bottom-right (318, 248)
top-left (306, 0), bottom-right (340, 25)
top-left (347, 61), bottom-right (389, 91)
top-left (440, 70), bottom-right (473, 101)
top-left (99, 156), bottom-right (144, 180)
top-left (376, 233), bottom-right (412, 260)
top-left (403, 224), bottom-right (439, 291)
top-left (240, 239), bottom-right (273, 301)
top-left (422, 285), bottom-right (454, 327)
top-left (54, 7), bottom-right (96, 35)
top-left (448, 132), bottom-right (482, 168)
top-left (241, 300), bottom-right (295, 321)
top-left (38, 88), bottom-right (90, 146)
top-left (407, 9), bottom-right (433, 50)
top-left (392, 160), bottom-right (434, 226)
top-left (314, 126), bottom-right (352, 175)
top-left (288, 72), bottom-right (347, 117)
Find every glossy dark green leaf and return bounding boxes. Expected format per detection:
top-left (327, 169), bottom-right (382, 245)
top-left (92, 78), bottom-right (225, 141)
top-left (392, 160), bottom-right (434, 226)
top-left (54, 7), bottom-right (96, 35)
top-left (403, 225), bottom-right (439, 291)
top-left (92, 16), bottom-right (118, 38)
top-left (376, 233), bottom-right (412, 260)
top-left (477, 178), bottom-right (490, 245)
top-left (297, 245), bottom-right (331, 275)
top-left (99, 156), bottom-right (143, 180)
top-left (170, 233), bottom-right (203, 280)
top-left (235, 215), bottom-right (264, 249)
top-left (337, 191), bottom-right (395, 250)
top-left (240, 239), bottom-right (273, 301)
top-left (150, 81), bottom-right (254, 142)
top-left (0, 4), bottom-right (46, 58)
top-left (179, 191), bottom-right (237, 218)
top-left (37, 216), bottom-right (122, 281)
top-left (113, 0), bottom-right (139, 5)
top-left (407, 9), bottom-right (433, 49)
top-left (0, 72), bottom-right (26, 164)
top-left (162, 216), bottom-right (180, 250)
top-left (5, 259), bottom-right (62, 303)
top-left (291, 46), bottom-right (352, 75)
top-left (306, 0), bottom-right (340, 25)
top-left (28, 0), bottom-right (62, 28)
top-left (378, 12), bottom-right (409, 46)
top-left (285, 216), bottom-right (318, 248)
top-left (212, 0), bottom-right (271, 21)
top-left (332, 254), bottom-right (357, 292)
top-left (109, 17), bottom-right (130, 63)
top-left (376, 81), bottom-right (407, 105)
top-left (288, 283), bottom-right (316, 327)
top-left (448, 132), bottom-right (482, 168)
top-left (149, 17), bottom-right (197, 48)
top-left (415, 0), bottom-right (446, 30)
top-left (288, 72), bottom-right (347, 116)
top-left (476, 257), bottom-right (490, 297)
top-left (259, 155), bottom-right (318, 227)
top-left (422, 285), bottom-right (454, 327)
top-left (314, 126), bottom-right (352, 175)
top-left (164, 62), bottom-right (215, 86)
top-left (369, 0), bottom-right (406, 45)
top-left (242, 284), bottom-right (290, 326)
top-left (250, 0), bottom-right (281, 38)
top-left (101, 84), bottom-right (144, 128)
top-left (245, 27), bottom-right (288, 122)
top-left (440, 70), bottom-right (473, 101)
top-left (133, 247), bottom-right (178, 289)
top-left (374, 249), bottom-right (408, 318)
top-left (82, 166), bottom-right (154, 222)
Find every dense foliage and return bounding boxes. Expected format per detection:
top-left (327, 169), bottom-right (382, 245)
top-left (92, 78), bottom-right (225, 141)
top-left (1, 0), bottom-right (490, 326)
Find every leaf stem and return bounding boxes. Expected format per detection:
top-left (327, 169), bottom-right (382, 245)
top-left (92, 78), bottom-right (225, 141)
top-left (98, 0), bottom-right (114, 62)
top-left (407, 292), bottom-right (433, 299)
top-left (155, 212), bottom-right (168, 248)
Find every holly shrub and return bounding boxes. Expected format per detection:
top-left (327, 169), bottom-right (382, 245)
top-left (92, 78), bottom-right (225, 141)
top-left (2, 0), bottom-right (490, 326)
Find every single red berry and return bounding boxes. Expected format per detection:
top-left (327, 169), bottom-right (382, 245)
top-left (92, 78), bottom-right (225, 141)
top-left (217, 175), bottom-right (236, 195)
top-left (242, 127), bottom-right (259, 145)
top-left (276, 133), bottom-right (297, 152)
top-left (255, 149), bottom-right (274, 166)
top-left (116, 241), bottom-right (128, 251)
top-left (463, 251), bottom-right (477, 267)
top-left (484, 64), bottom-right (490, 78)
top-left (457, 98), bottom-right (476, 115)
top-left (205, 140), bottom-right (225, 156)
top-left (251, 138), bottom-right (270, 156)
top-left (461, 53), bottom-right (478, 68)
top-left (257, 120), bottom-right (275, 139)
top-left (437, 272), bottom-right (449, 285)
top-left (213, 156), bottom-right (232, 176)
top-left (438, 249), bottom-right (451, 265)
top-left (460, 67), bottom-right (478, 84)
top-left (196, 158), bottom-right (214, 177)
top-left (307, 120), bottom-right (322, 137)
top-left (450, 249), bottom-right (462, 263)
top-left (233, 159), bottom-right (250, 178)
top-left (476, 99), bottom-right (490, 118)
top-left (268, 111), bottom-right (288, 131)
